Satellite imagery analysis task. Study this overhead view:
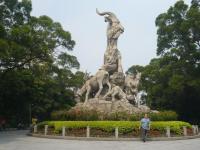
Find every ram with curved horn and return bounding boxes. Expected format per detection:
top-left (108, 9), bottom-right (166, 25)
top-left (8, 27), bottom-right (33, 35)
top-left (96, 8), bottom-right (124, 74)
top-left (96, 8), bottom-right (119, 23)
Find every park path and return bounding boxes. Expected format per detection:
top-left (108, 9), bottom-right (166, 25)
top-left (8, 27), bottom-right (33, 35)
top-left (0, 130), bottom-right (200, 150)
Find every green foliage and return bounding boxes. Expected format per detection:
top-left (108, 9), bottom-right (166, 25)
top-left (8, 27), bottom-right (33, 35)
top-left (51, 110), bottom-right (178, 121)
top-left (129, 111), bottom-right (178, 121)
top-left (37, 121), bottom-right (191, 135)
top-left (57, 52), bottom-right (80, 69)
top-left (0, 0), bottom-right (84, 126)
top-left (51, 109), bottom-right (99, 121)
top-left (129, 0), bottom-right (200, 124)
top-left (149, 111), bottom-right (178, 121)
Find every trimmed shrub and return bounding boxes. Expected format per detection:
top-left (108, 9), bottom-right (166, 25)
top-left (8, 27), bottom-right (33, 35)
top-left (51, 109), bottom-right (100, 121)
top-left (37, 121), bottom-right (191, 135)
top-left (150, 111), bottom-right (178, 121)
top-left (129, 111), bottom-right (178, 121)
top-left (51, 110), bottom-right (178, 121)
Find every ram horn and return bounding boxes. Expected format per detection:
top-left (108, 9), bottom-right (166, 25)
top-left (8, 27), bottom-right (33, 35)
top-left (96, 8), bottom-right (114, 16)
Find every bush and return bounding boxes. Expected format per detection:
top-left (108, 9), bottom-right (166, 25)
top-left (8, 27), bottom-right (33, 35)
top-left (51, 110), bottom-right (178, 121)
top-left (37, 121), bottom-right (191, 135)
top-left (130, 111), bottom-right (178, 121)
top-left (51, 109), bottom-right (100, 121)
top-left (150, 111), bottom-right (178, 121)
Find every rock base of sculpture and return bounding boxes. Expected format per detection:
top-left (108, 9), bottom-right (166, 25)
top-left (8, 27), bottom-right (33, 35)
top-left (71, 98), bottom-right (150, 114)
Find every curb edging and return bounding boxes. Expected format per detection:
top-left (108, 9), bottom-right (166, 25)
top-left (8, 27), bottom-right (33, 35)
top-left (28, 133), bottom-right (200, 141)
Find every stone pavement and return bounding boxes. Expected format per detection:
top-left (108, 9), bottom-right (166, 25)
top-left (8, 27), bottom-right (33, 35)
top-left (0, 130), bottom-right (200, 150)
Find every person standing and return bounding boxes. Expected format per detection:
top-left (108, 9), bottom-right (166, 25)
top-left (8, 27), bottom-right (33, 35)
top-left (140, 113), bottom-right (150, 142)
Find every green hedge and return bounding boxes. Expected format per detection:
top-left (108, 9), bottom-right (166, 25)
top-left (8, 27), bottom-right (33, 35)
top-left (37, 121), bottom-right (191, 135)
top-left (51, 110), bottom-right (178, 121)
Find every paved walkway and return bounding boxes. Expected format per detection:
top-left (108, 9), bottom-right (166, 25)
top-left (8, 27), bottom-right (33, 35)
top-left (0, 130), bottom-right (200, 150)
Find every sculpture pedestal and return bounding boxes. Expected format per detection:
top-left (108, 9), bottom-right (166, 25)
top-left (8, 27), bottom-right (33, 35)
top-left (71, 98), bottom-right (150, 114)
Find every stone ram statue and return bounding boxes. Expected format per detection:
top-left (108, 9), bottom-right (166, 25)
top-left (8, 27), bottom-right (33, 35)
top-left (103, 84), bottom-right (129, 103)
top-left (96, 9), bottom-right (124, 74)
top-left (77, 69), bottom-right (111, 104)
top-left (124, 72), bottom-right (141, 100)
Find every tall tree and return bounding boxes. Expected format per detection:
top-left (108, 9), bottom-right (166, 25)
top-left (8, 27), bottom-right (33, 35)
top-left (141, 0), bottom-right (200, 123)
top-left (0, 0), bottom-right (83, 125)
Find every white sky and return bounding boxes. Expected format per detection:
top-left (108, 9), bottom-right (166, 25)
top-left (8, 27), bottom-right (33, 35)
top-left (31, 0), bottom-right (191, 74)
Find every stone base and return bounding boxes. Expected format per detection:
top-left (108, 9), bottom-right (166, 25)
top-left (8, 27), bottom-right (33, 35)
top-left (71, 98), bottom-right (150, 114)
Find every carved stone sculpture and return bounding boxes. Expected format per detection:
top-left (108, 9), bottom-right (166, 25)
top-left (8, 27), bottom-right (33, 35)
top-left (77, 69), bottom-right (111, 104)
top-left (96, 9), bottom-right (124, 75)
top-left (73, 9), bottom-right (151, 114)
top-left (110, 72), bottom-right (125, 86)
top-left (124, 72), bottom-right (141, 96)
top-left (104, 84), bottom-right (128, 103)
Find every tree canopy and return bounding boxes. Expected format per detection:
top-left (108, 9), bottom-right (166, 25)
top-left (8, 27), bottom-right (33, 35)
top-left (0, 0), bottom-right (84, 126)
top-left (130, 0), bottom-right (200, 123)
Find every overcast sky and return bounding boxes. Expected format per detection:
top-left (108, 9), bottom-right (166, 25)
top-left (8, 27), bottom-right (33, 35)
top-left (31, 0), bottom-right (191, 74)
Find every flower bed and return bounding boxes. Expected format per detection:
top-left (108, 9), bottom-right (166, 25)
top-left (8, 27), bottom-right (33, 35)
top-left (90, 128), bottom-right (114, 137)
top-left (35, 121), bottom-right (192, 137)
